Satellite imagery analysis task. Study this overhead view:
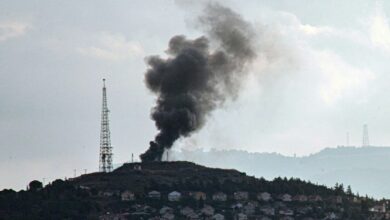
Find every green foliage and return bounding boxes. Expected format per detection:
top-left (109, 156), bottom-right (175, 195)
top-left (28, 180), bottom-right (43, 191)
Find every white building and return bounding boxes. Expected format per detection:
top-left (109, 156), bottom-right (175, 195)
top-left (260, 206), bottom-right (275, 216)
top-left (243, 202), bottom-right (256, 215)
top-left (234, 191), bottom-right (249, 201)
top-left (257, 192), bottom-right (272, 202)
top-left (212, 192), bottom-right (227, 202)
top-left (213, 213), bottom-right (225, 220)
top-left (159, 206), bottom-right (173, 215)
top-left (369, 203), bottom-right (386, 213)
top-left (121, 190), bottom-right (135, 201)
top-left (168, 191), bottom-right (181, 201)
top-left (180, 206), bottom-right (194, 216)
top-left (236, 213), bottom-right (247, 220)
top-left (279, 194), bottom-right (292, 202)
top-left (148, 191), bottom-right (161, 199)
top-left (162, 212), bottom-right (174, 220)
top-left (201, 205), bottom-right (215, 216)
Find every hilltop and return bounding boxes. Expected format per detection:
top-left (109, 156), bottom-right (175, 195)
top-left (73, 161), bottom-right (334, 195)
top-left (0, 161), bottom-right (386, 219)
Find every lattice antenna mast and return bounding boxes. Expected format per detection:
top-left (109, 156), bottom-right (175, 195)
top-left (362, 124), bottom-right (369, 147)
top-left (99, 78), bottom-right (113, 172)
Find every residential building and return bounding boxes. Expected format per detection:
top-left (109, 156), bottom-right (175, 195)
top-left (213, 213), bottom-right (225, 220)
top-left (168, 191), bottom-right (181, 201)
top-left (369, 203), bottom-right (386, 213)
top-left (191, 191), bottom-right (207, 201)
top-left (260, 206), bottom-right (275, 216)
top-left (293, 195), bottom-right (308, 202)
top-left (201, 205), bottom-right (215, 216)
top-left (148, 191), bottom-right (161, 199)
top-left (213, 192), bottom-right (227, 202)
top-left (234, 191), bottom-right (249, 201)
top-left (279, 194), bottom-right (292, 202)
top-left (121, 190), bottom-right (135, 201)
top-left (236, 213), bottom-right (247, 220)
top-left (308, 195), bottom-right (322, 202)
top-left (257, 192), bottom-right (272, 202)
top-left (279, 208), bottom-right (294, 216)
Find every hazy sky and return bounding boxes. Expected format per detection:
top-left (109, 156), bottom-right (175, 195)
top-left (2, 0), bottom-right (390, 190)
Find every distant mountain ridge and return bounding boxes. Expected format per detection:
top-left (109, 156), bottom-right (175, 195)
top-left (172, 146), bottom-right (390, 198)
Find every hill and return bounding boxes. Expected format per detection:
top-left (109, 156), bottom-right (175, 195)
top-left (172, 146), bottom-right (390, 198)
top-left (0, 161), bottom-right (386, 219)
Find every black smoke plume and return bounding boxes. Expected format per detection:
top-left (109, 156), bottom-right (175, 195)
top-left (141, 4), bottom-right (256, 161)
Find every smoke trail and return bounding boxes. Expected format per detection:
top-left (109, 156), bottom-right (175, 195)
top-left (141, 3), bottom-right (256, 161)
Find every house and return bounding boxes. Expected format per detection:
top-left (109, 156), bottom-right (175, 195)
top-left (369, 203), bottom-right (386, 213)
top-left (191, 191), bottom-right (207, 200)
top-left (243, 202), bottom-right (256, 215)
top-left (257, 192), bottom-right (272, 202)
top-left (168, 191), bottom-right (181, 201)
top-left (213, 213), bottom-right (225, 220)
top-left (148, 190), bottom-right (161, 199)
top-left (213, 192), bottom-right (227, 202)
top-left (260, 206), bottom-right (275, 216)
top-left (352, 197), bottom-right (361, 203)
top-left (296, 206), bottom-right (313, 215)
top-left (308, 195), bottom-right (323, 202)
top-left (99, 190), bottom-right (118, 197)
top-left (235, 213), bottom-right (247, 220)
top-left (279, 208), bottom-right (294, 216)
top-left (324, 212), bottom-right (338, 220)
top-left (121, 191), bottom-right (135, 201)
top-left (279, 217), bottom-right (294, 220)
top-left (180, 207), bottom-right (194, 216)
top-left (187, 212), bottom-right (199, 219)
top-left (201, 205), bottom-right (215, 216)
top-left (234, 191), bottom-right (249, 201)
top-left (293, 195), bottom-right (308, 202)
top-left (279, 194), bottom-right (292, 202)
top-left (159, 206), bottom-right (173, 215)
top-left (132, 204), bottom-right (155, 213)
top-left (79, 185), bottom-right (91, 190)
top-left (99, 213), bottom-right (129, 220)
top-left (162, 212), bottom-right (175, 220)
top-left (130, 211), bottom-right (150, 218)
top-left (273, 201), bottom-right (286, 209)
top-left (133, 164), bottom-right (142, 170)
top-left (231, 203), bottom-right (243, 211)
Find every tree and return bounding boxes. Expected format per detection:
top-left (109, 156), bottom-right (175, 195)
top-left (346, 185), bottom-right (353, 196)
top-left (334, 183), bottom-right (344, 195)
top-left (29, 180), bottom-right (43, 191)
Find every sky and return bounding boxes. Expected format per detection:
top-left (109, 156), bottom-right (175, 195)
top-left (2, 0), bottom-right (390, 190)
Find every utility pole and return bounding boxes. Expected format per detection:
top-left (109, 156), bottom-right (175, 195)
top-left (99, 78), bottom-right (113, 172)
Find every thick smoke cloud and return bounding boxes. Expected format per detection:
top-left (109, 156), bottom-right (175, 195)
top-left (140, 4), bottom-right (256, 161)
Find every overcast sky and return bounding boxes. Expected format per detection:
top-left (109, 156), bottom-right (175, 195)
top-left (2, 0), bottom-right (390, 190)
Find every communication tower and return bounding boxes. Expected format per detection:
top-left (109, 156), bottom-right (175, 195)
top-left (99, 79), bottom-right (113, 172)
